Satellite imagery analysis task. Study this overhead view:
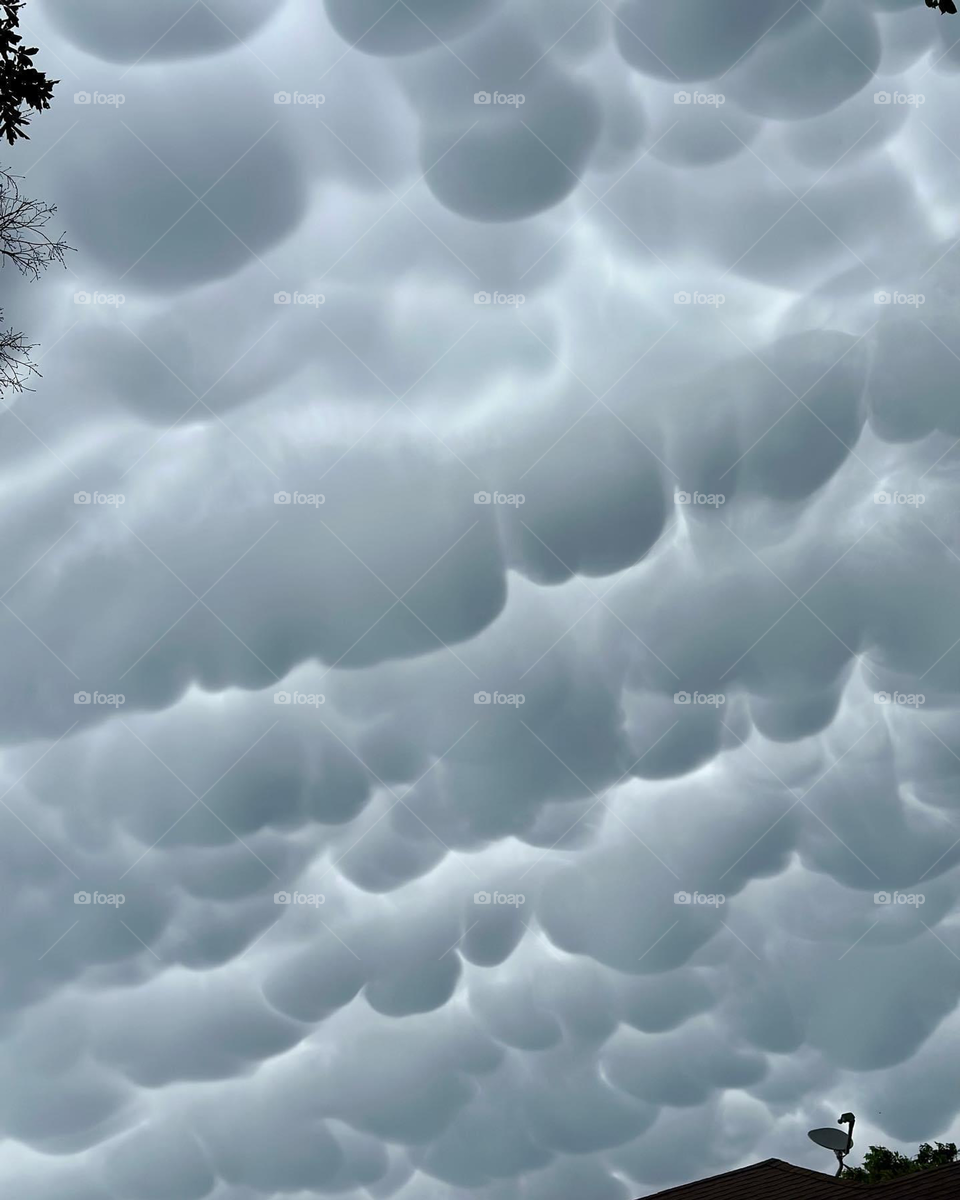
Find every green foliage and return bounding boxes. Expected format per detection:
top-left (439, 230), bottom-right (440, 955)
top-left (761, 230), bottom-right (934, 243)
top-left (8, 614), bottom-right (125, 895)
top-left (840, 1141), bottom-right (959, 1184)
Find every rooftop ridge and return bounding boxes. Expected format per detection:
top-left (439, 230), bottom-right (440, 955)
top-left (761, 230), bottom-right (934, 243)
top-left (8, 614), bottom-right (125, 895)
top-left (638, 1157), bottom-right (859, 1198)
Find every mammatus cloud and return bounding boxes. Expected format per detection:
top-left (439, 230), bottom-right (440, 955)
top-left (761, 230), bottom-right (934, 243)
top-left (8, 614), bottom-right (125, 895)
top-left (2, 1), bottom-right (960, 1198)
top-left (40, 0), bottom-right (288, 63)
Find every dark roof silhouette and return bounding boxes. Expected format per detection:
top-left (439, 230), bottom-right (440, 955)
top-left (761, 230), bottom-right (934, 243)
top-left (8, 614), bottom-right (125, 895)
top-left (880, 1161), bottom-right (960, 1196)
top-left (638, 1157), bottom-right (960, 1198)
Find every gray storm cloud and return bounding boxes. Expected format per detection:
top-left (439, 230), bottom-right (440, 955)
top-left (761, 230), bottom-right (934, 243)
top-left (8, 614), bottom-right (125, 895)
top-left (2, 0), bottom-right (960, 1197)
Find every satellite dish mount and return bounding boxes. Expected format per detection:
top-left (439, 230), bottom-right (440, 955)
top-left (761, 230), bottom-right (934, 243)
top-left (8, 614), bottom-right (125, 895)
top-left (807, 1112), bottom-right (856, 1177)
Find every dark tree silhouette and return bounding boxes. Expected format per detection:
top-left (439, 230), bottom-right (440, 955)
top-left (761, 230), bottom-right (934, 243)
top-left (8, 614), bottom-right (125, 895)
top-left (1, 0), bottom-right (57, 145)
top-left (840, 1141), bottom-right (958, 1184)
top-left (0, 167), bottom-right (72, 393)
top-left (0, 0), bottom-right (70, 395)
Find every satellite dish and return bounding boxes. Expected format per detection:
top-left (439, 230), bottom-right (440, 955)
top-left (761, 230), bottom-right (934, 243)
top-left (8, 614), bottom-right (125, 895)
top-left (808, 1128), bottom-right (854, 1152)
top-left (808, 1112), bottom-right (855, 1177)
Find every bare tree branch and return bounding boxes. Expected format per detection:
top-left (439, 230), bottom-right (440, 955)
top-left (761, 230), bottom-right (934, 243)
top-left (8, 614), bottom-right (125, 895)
top-left (0, 166), bottom-right (70, 274)
top-left (0, 316), bottom-right (39, 394)
top-left (0, 166), bottom-right (74, 395)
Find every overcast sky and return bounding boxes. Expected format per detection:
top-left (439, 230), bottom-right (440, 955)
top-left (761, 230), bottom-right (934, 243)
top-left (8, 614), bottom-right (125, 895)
top-left (2, 1), bottom-right (960, 1197)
